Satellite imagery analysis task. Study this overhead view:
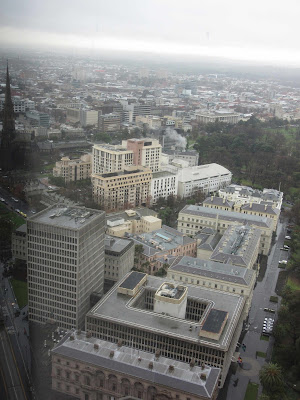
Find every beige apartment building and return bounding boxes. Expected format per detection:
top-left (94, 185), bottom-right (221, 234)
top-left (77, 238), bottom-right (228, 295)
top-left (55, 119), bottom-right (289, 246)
top-left (178, 205), bottom-right (273, 255)
top-left (106, 208), bottom-right (162, 237)
top-left (92, 166), bottom-right (152, 211)
top-left (53, 154), bottom-right (92, 183)
top-left (98, 113), bottom-right (121, 132)
top-left (92, 144), bottom-right (133, 175)
top-left (122, 138), bottom-right (162, 173)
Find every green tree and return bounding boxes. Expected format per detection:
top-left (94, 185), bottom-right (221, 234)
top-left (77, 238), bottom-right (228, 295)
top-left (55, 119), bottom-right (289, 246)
top-left (259, 363), bottom-right (284, 397)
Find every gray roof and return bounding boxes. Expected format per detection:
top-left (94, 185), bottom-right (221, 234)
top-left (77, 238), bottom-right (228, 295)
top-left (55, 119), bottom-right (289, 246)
top-left (52, 331), bottom-right (220, 398)
top-left (87, 273), bottom-right (245, 349)
top-left (107, 208), bottom-right (157, 223)
top-left (15, 223), bottom-right (27, 233)
top-left (240, 203), bottom-right (279, 215)
top-left (126, 225), bottom-right (195, 257)
top-left (169, 256), bottom-right (254, 286)
top-left (203, 197), bottom-right (234, 208)
top-left (210, 225), bottom-right (261, 267)
top-left (180, 205), bottom-right (272, 229)
top-left (152, 171), bottom-right (176, 179)
top-left (105, 235), bottom-right (133, 254)
top-left (28, 204), bottom-right (105, 230)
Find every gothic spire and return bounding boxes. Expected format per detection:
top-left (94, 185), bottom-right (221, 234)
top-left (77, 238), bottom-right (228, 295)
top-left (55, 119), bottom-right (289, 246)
top-left (2, 62), bottom-right (16, 141)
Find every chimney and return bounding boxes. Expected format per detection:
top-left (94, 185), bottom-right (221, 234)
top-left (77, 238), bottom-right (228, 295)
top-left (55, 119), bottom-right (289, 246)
top-left (190, 358), bottom-right (196, 368)
top-left (109, 351), bottom-right (114, 358)
top-left (117, 339), bottom-right (123, 347)
top-left (77, 329), bottom-right (81, 335)
top-left (201, 362), bottom-right (205, 370)
top-left (70, 335), bottom-right (75, 341)
top-left (169, 365), bottom-right (175, 372)
top-left (148, 362), bottom-right (153, 369)
top-left (155, 349), bottom-right (160, 359)
top-left (223, 198), bottom-right (225, 204)
top-left (211, 196), bottom-right (213, 202)
top-left (265, 204), bottom-right (267, 211)
top-left (94, 343), bottom-right (99, 350)
top-left (250, 202), bottom-right (252, 209)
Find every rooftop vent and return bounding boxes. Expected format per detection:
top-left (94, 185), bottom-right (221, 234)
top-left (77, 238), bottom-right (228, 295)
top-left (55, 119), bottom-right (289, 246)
top-left (155, 349), bottom-right (160, 359)
top-left (149, 362), bottom-right (153, 369)
top-left (77, 329), bottom-right (81, 335)
top-left (70, 335), bottom-right (75, 341)
top-left (109, 351), bottom-right (114, 358)
top-left (200, 373), bottom-right (207, 381)
top-left (117, 339), bottom-right (123, 347)
top-left (86, 332), bottom-right (91, 338)
top-left (169, 365), bottom-right (175, 372)
top-left (94, 343), bottom-right (99, 350)
top-left (190, 358), bottom-right (196, 368)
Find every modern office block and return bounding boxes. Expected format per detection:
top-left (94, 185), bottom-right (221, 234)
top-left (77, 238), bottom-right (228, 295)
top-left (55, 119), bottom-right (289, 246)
top-left (27, 205), bottom-right (106, 330)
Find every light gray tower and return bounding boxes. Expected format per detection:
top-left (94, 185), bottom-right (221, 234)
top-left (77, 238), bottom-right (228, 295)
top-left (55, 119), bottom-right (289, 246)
top-left (27, 204), bottom-right (105, 329)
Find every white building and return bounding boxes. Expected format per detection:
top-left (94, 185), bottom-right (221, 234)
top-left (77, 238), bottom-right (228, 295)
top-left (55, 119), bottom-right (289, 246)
top-left (0, 95), bottom-right (35, 113)
top-left (218, 184), bottom-right (283, 210)
top-left (92, 144), bottom-right (134, 175)
top-left (27, 205), bottom-right (105, 330)
top-left (150, 171), bottom-right (178, 204)
top-left (80, 110), bottom-right (98, 127)
top-left (177, 164), bottom-right (232, 198)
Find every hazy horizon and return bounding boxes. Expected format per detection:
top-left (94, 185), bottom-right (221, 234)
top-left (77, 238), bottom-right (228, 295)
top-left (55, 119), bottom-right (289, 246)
top-left (1, 0), bottom-right (300, 67)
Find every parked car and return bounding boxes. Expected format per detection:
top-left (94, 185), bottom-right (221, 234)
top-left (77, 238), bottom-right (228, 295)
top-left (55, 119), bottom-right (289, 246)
top-left (280, 247), bottom-right (289, 251)
top-left (278, 260), bottom-right (287, 264)
top-left (285, 236), bottom-right (291, 240)
top-left (283, 245), bottom-right (290, 250)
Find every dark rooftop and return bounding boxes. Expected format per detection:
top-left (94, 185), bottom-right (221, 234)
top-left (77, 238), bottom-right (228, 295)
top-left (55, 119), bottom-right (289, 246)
top-left (119, 271), bottom-right (147, 290)
top-left (202, 309), bottom-right (228, 334)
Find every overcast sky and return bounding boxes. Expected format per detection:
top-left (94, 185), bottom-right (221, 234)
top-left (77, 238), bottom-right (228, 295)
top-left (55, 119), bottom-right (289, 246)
top-left (1, 0), bottom-right (300, 66)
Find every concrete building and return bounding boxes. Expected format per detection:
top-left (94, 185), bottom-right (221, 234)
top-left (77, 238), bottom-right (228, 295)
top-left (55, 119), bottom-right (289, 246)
top-left (11, 224), bottom-right (27, 261)
top-left (195, 111), bottom-right (240, 124)
top-left (27, 205), bottom-right (105, 330)
top-left (167, 255), bottom-right (256, 313)
top-left (204, 196), bottom-right (280, 231)
top-left (86, 271), bottom-right (246, 388)
top-left (80, 110), bottom-right (99, 127)
top-left (177, 205), bottom-right (272, 255)
top-left (177, 164), bottom-right (232, 198)
top-left (52, 330), bottom-right (220, 400)
top-left (105, 235), bottom-right (135, 283)
top-left (98, 113), bottom-right (121, 132)
top-left (162, 150), bottom-right (199, 167)
top-left (0, 95), bottom-right (35, 113)
top-left (135, 115), bottom-right (162, 129)
top-left (106, 208), bottom-right (162, 238)
top-left (126, 225), bottom-right (197, 274)
top-left (92, 144), bottom-right (133, 175)
top-left (26, 110), bottom-right (50, 128)
top-left (92, 166), bottom-right (152, 211)
top-left (218, 185), bottom-right (283, 210)
top-left (53, 154), bottom-right (92, 183)
top-left (66, 108), bottom-right (80, 124)
top-left (209, 225), bottom-right (261, 269)
top-left (150, 171), bottom-right (178, 205)
top-left (123, 138), bottom-right (162, 173)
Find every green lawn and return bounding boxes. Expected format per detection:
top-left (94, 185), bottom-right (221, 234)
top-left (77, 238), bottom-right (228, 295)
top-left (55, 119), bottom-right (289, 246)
top-left (0, 202), bottom-right (25, 228)
top-left (256, 351), bottom-right (267, 358)
top-left (10, 279), bottom-right (28, 309)
top-left (260, 335), bottom-right (270, 341)
top-left (244, 382), bottom-right (259, 400)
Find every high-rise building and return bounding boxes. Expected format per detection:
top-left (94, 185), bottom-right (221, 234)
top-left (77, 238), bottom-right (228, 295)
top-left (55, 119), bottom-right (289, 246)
top-left (92, 166), bottom-right (152, 211)
top-left (123, 138), bottom-right (162, 173)
top-left (27, 205), bottom-right (106, 330)
top-left (92, 144), bottom-right (133, 175)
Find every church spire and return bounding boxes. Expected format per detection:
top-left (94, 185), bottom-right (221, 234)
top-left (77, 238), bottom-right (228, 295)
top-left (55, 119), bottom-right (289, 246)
top-left (2, 62), bottom-right (16, 141)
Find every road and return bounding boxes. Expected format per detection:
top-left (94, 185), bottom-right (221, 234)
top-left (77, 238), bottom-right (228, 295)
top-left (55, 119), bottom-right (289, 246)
top-left (0, 186), bottom-right (36, 218)
top-left (0, 268), bottom-right (34, 400)
top-left (0, 326), bottom-right (28, 400)
top-left (220, 218), bottom-right (288, 400)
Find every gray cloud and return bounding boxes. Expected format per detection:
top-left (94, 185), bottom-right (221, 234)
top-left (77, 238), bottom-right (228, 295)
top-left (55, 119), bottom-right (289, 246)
top-left (1, 0), bottom-right (300, 64)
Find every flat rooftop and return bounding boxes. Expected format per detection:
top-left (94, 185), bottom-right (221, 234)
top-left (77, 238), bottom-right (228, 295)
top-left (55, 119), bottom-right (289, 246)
top-left (52, 330), bottom-right (220, 398)
top-left (105, 235), bottom-right (133, 254)
top-left (119, 272), bottom-right (147, 290)
top-left (169, 256), bottom-right (254, 286)
top-left (28, 204), bottom-right (104, 229)
top-left (87, 273), bottom-right (245, 349)
top-left (152, 171), bottom-right (177, 179)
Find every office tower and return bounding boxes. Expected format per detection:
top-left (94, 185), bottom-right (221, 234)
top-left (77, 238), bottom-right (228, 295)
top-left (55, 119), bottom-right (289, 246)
top-left (27, 205), bottom-right (105, 329)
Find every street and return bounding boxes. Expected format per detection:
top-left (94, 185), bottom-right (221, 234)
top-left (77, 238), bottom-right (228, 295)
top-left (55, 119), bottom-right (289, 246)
top-left (220, 219), bottom-right (288, 400)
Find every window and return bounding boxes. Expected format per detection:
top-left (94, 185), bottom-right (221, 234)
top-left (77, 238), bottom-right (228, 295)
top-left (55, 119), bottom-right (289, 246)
top-left (85, 395), bottom-right (89, 400)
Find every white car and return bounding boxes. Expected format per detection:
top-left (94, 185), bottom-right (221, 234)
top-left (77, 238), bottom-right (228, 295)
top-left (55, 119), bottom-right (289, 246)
top-left (285, 236), bottom-right (291, 240)
top-left (283, 245), bottom-right (290, 250)
top-left (278, 260), bottom-right (287, 264)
